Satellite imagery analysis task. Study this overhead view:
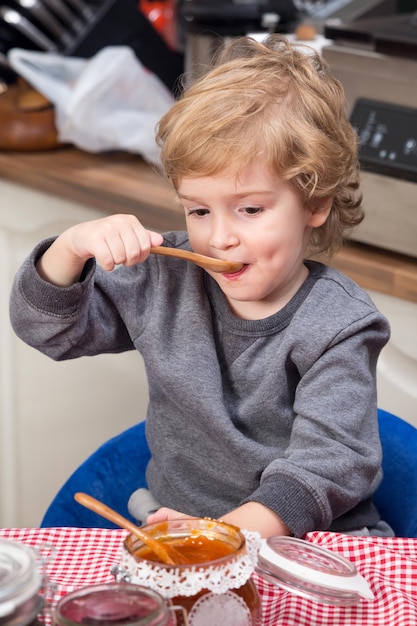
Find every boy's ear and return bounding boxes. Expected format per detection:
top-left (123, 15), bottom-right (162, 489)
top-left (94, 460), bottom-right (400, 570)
top-left (307, 197), bottom-right (333, 228)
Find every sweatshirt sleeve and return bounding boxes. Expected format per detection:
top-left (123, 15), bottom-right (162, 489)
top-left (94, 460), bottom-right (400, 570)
top-left (9, 238), bottom-right (135, 360)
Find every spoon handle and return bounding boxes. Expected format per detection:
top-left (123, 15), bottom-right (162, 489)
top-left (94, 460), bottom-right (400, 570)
top-left (150, 246), bottom-right (243, 273)
top-left (74, 492), bottom-right (177, 564)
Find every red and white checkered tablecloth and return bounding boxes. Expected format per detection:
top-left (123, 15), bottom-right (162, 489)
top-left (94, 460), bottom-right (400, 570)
top-left (2, 527), bottom-right (417, 625)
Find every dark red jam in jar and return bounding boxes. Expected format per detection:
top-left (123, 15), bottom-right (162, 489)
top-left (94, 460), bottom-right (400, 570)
top-left (121, 518), bottom-right (262, 626)
top-left (53, 583), bottom-right (179, 626)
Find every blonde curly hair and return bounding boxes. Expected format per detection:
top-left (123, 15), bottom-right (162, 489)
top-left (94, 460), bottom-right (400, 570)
top-left (156, 35), bottom-right (363, 256)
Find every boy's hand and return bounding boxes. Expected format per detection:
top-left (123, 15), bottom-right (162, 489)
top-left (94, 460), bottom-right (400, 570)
top-left (146, 507), bottom-right (194, 524)
top-left (147, 502), bottom-right (292, 538)
top-left (63, 214), bottom-right (164, 271)
top-left (37, 214), bottom-right (164, 287)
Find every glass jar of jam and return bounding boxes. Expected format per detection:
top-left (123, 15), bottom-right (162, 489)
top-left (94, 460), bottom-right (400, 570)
top-left (53, 583), bottom-right (185, 626)
top-left (0, 539), bottom-right (53, 626)
top-left (120, 518), bottom-right (262, 626)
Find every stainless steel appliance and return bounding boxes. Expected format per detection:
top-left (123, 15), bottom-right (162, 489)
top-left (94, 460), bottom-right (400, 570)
top-left (179, 0), bottom-right (397, 81)
top-left (322, 13), bottom-right (417, 259)
top-left (179, 0), bottom-right (299, 81)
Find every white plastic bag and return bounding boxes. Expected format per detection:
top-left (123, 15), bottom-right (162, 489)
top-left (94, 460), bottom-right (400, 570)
top-left (8, 46), bottom-right (175, 165)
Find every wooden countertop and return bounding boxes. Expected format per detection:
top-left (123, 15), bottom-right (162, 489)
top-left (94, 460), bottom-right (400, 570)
top-left (326, 242), bottom-right (417, 304)
top-left (1, 147), bottom-right (417, 303)
top-left (0, 147), bottom-right (186, 232)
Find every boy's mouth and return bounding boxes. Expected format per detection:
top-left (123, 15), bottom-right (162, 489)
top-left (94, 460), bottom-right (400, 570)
top-left (222, 264), bottom-right (249, 278)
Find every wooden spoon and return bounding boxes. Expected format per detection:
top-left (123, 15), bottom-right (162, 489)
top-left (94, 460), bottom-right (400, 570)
top-left (74, 492), bottom-right (186, 565)
top-left (150, 246), bottom-right (243, 273)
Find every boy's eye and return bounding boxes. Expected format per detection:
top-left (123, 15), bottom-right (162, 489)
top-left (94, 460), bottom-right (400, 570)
top-left (187, 208), bottom-right (210, 217)
top-left (243, 206), bottom-right (263, 215)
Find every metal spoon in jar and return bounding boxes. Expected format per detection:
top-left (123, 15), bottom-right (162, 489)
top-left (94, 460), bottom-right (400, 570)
top-left (74, 492), bottom-right (187, 565)
top-left (150, 246), bottom-right (244, 273)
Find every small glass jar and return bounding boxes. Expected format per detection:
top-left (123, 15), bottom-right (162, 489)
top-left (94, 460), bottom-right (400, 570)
top-left (120, 518), bottom-right (262, 626)
top-left (0, 539), bottom-right (53, 626)
top-left (53, 583), bottom-right (185, 626)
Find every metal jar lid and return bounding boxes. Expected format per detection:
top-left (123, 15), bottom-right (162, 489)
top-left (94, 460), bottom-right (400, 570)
top-left (0, 539), bottom-right (42, 618)
top-left (256, 536), bottom-right (374, 606)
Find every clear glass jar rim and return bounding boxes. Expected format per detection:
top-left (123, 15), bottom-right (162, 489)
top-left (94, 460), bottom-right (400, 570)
top-left (124, 517), bottom-right (247, 569)
top-left (0, 540), bottom-right (42, 609)
top-left (54, 583), bottom-right (171, 626)
top-left (121, 521), bottom-right (261, 599)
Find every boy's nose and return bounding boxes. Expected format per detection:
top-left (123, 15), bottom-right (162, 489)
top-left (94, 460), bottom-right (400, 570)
top-left (209, 216), bottom-right (239, 250)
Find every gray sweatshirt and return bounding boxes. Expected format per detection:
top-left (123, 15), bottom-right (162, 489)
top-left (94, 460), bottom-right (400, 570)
top-left (9, 232), bottom-right (390, 537)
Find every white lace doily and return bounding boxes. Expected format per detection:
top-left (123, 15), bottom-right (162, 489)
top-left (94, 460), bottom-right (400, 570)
top-left (119, 530), bottom-right (261, 598)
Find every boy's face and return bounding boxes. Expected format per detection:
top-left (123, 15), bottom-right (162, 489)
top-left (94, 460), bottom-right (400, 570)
top-left (178, 162), bottom-right (330, 320)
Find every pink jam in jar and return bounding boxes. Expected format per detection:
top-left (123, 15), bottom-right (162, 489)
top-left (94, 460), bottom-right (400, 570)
top-left (54, 583), bottom-right (183, 626)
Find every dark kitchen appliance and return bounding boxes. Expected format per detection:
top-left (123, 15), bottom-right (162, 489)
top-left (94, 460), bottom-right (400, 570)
top-left (0, 0), bottom-right (184, 91)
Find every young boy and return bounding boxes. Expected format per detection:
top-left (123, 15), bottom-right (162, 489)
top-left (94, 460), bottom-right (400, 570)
top-left (10, 35), bottom-right (392, 538)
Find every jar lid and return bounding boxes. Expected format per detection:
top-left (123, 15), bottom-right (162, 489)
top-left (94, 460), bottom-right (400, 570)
top-left (256, 536), bottom-right (374, 606)
top-left (54, 583), bottom-right (171, 626)
top-left (0, 539), bottom-right (42, 617)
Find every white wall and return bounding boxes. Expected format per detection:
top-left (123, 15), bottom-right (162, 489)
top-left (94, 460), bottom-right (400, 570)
top-left (0, 181), bottom-right (149, 527)
top-left (368, 290), bottom-right (417, 429)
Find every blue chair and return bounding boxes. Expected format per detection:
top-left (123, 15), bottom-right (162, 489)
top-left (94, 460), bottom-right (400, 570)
top-left (374, 409), bottom-right (417, 538)
top-left (41, 410), bottom-right (417, 537)
top-left (40, 420), bottom-right (151, 528)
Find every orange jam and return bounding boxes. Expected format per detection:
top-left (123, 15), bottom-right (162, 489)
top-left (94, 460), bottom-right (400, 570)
top-left (132, 533), bottom-right (235, 563)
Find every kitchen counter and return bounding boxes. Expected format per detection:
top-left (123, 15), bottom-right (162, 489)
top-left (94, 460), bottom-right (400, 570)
top-left (326, 242), bottom-right (417, 305)
top-left (1, 147), bottom-right (417, 304)
top-left (0, 147), bottom-right (185, 232)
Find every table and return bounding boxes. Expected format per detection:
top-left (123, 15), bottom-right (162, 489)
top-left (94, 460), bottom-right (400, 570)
top-left (1, 527), bottom-right (417, 625)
